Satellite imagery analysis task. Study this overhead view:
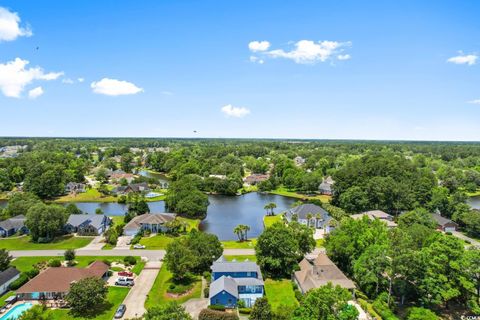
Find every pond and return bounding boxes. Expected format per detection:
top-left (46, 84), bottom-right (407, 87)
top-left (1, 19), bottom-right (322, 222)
top-left (0, 193), bottom-right (295, 240)
top-left (137, 170), bottom-right (169, 187)
top-left (467, 196), bottom-right (480, 210)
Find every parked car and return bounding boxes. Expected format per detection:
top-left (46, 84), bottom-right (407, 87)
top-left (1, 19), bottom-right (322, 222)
top-left (114, 304), bottom-right (126, 318)
top-left (118, 271), bottom-right (133, 277)
top-left (133, 244), bottom-right (145, 249)
top-left (115, 277), bottom-right (134, 287)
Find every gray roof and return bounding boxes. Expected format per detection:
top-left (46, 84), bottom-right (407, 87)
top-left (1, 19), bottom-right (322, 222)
top-left (284, 203), bottom-right (331, 222)
top-left (430, 213), bottom-right (458, 227)
top-left (0, 267), bottom-right (20, 286)
top-left (233, 277), bottom-right (264, 286)
top-left (66, 214), bottom-right (107, 230)
top-left (124, 213), bottom-right (176, 231)
top-left (0, 215), bottom-right (26, 231)
top-left (209, 276), bottom-right (239, 299)
top-left (211, 256), bottom-right (262, 279)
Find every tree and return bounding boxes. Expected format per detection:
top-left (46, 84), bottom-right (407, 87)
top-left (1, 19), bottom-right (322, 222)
top-left (353, 244), bottom-right (390, 297)
top-left (0, 168), bottom-right (13, 192)
top-left (243, 225), bottom-right (251, 241)
top-left (65, 277), bottom-right (108, 315)
top-left (165, 175), bottom-right (209, 218)
top-left (64, 249), bottom-right (76, 261)
top-left (250, 297), bottom-right (272, 320)
top-left (0, 249), bottom-right (12, 271)
top-left (120, 153), bottom-right (135, 173)
top-left (144, 302), bottom-right (192, 320)
top-left (398, 208), bottom-right (436, 229)
top-left (164, 239), bottom-right (195, 281)
top-left (292, 283), bottom-right (359, 320)
top-left (463, 248), bottom-right (480, 302)
top-left (406, 307), bottom-right (439, 320)
top-left (65, 203), bottom-right (82, 215)
top-left (2, 192), bottom-right (41, 219)
top-left (255, 223), bottom-right (300, 277)
top-left (185, 231), bottom-right (223, 274)
top-left (289, 222), bottom-right (315, 255)
top-left (95, 208), bottom-right (104, 215)
top-left (234, 225), bottom-right (243, 241)
top-left (24, 163), bottom-right (66, 199)
top-left (95, 167), bottom-right (108, 183)
top-left (18, 305), bottom-right (52, 320)
top-left (26, 203), bottom-right (69, 242)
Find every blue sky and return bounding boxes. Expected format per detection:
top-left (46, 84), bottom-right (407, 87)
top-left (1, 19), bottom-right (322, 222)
top-left (0, 0), bottom-right (479, 140)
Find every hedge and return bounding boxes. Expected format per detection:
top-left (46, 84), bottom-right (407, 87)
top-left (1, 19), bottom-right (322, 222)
top-left (199, 309), bottom-right (239, 320)
top-left (358, 298), bottom-right (382, 320)
top-left (9, 273), bottom-right (29, 290)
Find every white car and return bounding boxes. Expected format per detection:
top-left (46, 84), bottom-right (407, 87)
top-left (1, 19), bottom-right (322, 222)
top-left (133, 244), bottom-right (145, 249)
top-left (115, 277), bottom-right (134, 287)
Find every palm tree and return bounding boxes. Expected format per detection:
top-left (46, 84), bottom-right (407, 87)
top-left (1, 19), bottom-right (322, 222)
top-left (233, 225), bottom-right (243, 241)
top-left (306, 213), bottom-right (313, 228)
top-left (269, 202), bottom-right (277, 216)
top-left (242, 225), bottom-right (251, 241)
top-left (315, 213), bottom-right (323, 229)
top-left (264, 203), bottom-right (271, 215)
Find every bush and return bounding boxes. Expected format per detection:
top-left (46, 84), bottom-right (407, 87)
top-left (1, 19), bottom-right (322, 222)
top-left (445, 231), bottom-right (452, 235)
top-left (208, 305), bottom-right (226, 311)
top-left (9, 273), bottom-right (29, 290)
top-left (131, 234), bottom-right (142, 245)
top-left (64, 249), bottom-right (76, 261)
top-left (199, 309), bottom-right (238, 320)
top-left (203, 287), bottom-right (209, 298)
top-left (373, 295), bottom-right (399, 320)
top-left (167, 282), bottom-right (193, 295)
top-left (102, 259), bottom-right (112, 266)
top-left (238, 308), bottom-right (251, 314)
top-left (358, 298), bottom-right (382, 320)
top-left (406, 307), bottom-right (439, 320)
top-left (25, 268), bottom-right (39, 279)
top-left (294, 289), bottom-right (303, 302)
top-left (123, 256), bottom-right (137, 266)
top-left (48, 259), bottom-right (61, 267)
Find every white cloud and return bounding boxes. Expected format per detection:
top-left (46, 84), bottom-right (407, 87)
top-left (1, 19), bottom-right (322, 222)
top-left (468, 99), bottom-right (480, 105)
top-left (248, 41), bottom-right (270, 52)
top-left (62, 78), bottom-right (74, 84)
top-left (249, 56), bottom-right (264, 64)
top-left (0, 58), bottom-right (63, 98)
top-left (91, 78), bottom-right (143, 96)
top-left (447, 53), bottom-right (478, 65)
top-left (337, 54), bottom-right (351, 60)
top-left (0, 7), bottom-right (32, 42)
top-left (221, 104), bottom-right (251, 118)
top-left (77, 77), bottom-right (85, 83)
top-left (28, 86), bottom-right (43, 99)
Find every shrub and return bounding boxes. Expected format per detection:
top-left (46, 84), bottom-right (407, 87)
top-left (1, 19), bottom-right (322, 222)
top-left (123, 256), bottom-right (137, 266)
top-left (373, 295), bottom-right (399, 320)
top-left (48, 259), bottom-right (61, 267)
top-left (25, 268), bottom-right (39, 279)
top-left (358, 298), bottom-right (382, 320)
top-left (102, 259), bottom-right (112, 266)
top-left (406, 307), bottom-right (439, 320)
top-left (208, 305), bottom-right (226, 311)
top-left (199, 308), bottom-right (238, 320)
top-left (203, 287), bottom-right (209, 298)
top-left (167, 282), bottom-right (193, 295)
top-left (294, 289), bottom-right (304, 302)
top-left (445, 231), bottom-right (452, 235)
top-left (9, 273), bottom-right (29, 290)
top-left (64, 249), bottom-right (76, 261)
top-left (238, 308), bottom-right (251, 314)
top-left (237, 299), bottom-right (245, 308)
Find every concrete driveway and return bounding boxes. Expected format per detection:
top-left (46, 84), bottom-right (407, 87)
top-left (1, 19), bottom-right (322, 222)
top-left (121, 261), bottom-right (161, 319)
top-left (183, 298), bottom-right (208, 319)
top-left (451, 231), bottom-right (480, 247)
top-left (115, 236), bottom-right (133, 250)
top-left (77, 236), bottom-right (104, 250)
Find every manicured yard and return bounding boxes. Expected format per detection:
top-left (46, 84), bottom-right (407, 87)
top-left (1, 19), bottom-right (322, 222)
top-left (265, 279), bottom-right (299, 311)
top-left (178, 217), bottom-right (200, 232)
top-left (45, 286), bottom-right (129, 320)
top-left (11, 256), bottom-right (145, 275)
top-left (270, 186), bottom-right (331, 203)
top-left (263, 215), bottom-right (283, 228)
top-left (0, 291), bottom-right (15, 306)
top-left (54, 188), bottom-right (117, 203)
top-left (224, 255), bottom-right (256, 262)
top-left (137, 234), bottom-right (177, 249)
top-left (0, 235), bottom-right (93, 250)
top-left (221, 239), bottom-right (257, 249)
top-left (110, 215), bottom-right (125, 226)
top-left (145, 264), bottom-right (202, 308)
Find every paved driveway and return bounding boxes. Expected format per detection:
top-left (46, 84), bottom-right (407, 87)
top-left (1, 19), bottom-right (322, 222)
top-left (78, 236), bottom-right (104, 250)
top-left (451, 231), bottom-right (480, 247)
top-left (115, 236), bottom-right (133, 250)
top-left (183, 298), bottom-right (208, 319)
top-left (121, 261), bottom-right (161, 319)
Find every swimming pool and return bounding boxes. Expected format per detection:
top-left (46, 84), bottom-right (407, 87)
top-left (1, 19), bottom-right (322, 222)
top-left (0, 303), bottom-right (33, 320)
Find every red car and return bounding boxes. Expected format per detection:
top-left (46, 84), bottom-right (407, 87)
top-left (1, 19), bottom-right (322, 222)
top-left (118, 271), bottom-right (133, 277)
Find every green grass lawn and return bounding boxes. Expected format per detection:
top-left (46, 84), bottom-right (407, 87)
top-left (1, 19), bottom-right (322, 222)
top-left (137, 234), bottom-right (177, 249)
top-left (466, 189), bottom-right (480, 197)
top-left (0, 235), bottom-right (93, 250)
top-left (145, 264), bottom-right (202, 309)
top-left (0, 291), bottom-right (15, 306)
top-left (101, 243), bottom-right (115, 250)
top-left (221, 239), bottom-right (257, 249)
top-left (316, 238), bottom-right (325, 248)
top-left (45, 286), bottom-right (129, 320)
top-left (178, 217), bottom-right (200, 232)
top-left (269, 186), bottom-right (331, 203)
top-left (11, 256), bottom-right (145, 275)
top-left (54, 188), bottom-right (117, 203)
top-left (110, 216), bottom-right (125, 226)
top-left (265, 279), bottom-right (299, 311)
top-left (224, 255), bottom-right (256, 262)
top-left (263, 215), bottom-right (283, 228)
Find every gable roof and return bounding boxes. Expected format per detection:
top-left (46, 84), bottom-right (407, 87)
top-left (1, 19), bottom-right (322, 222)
top-left (284, 203), bottom-right (331, 221)
top-left (351, 210), bottom-right (397, 227)
top-left (430, 213), bottom-right (458, 227)
top-left (66, 214), bottom-right (107, 230)
top-left (211, 256), bottom-right (262, 279)
top-left (209, 276), bottom-right (239, 299)
top-left (16, 261), bottom-right (109, 294)
top-left (0, 215), bottom-right (26, 231)
top-left (0, 267), bottom-right (20, 286)
top-left (124, 213), bottom-right (176, 232)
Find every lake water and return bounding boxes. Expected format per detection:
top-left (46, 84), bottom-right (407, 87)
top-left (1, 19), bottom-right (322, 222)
top-left (0, 193), bottom-right (295, 240)
top-left (467, 196), bottom-right (480, 209)
top-left (137, 170), bottom-right (169, 187)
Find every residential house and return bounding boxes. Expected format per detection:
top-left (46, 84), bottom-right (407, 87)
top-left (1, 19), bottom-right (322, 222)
top-left (65, 182), bottom-right (86, 194)
top-left (430, 213), bottom-right (458, 232)
top-left (109, 170), bottom-right (135, 184)
top-left (111, 182), bottom-right (150, 195)
top-left (16, 261), bottom-right (109, 300)
top-left (65, 214), bottom-right (111, 235)
top-left (123, 213), bottom-right (176, 236)
top-left (243, 174), bottom-right (269, 186)
top-left (351, 210), bottom-right (397, 228)
top-left (0, 267), bottom-right (20, 295)
top-left (209, 174), bottom-right (227, 180)
top-left (318, 176), bottom-right (334, 195)
top-left (0, 215), bottom-right (28, 237)
top-left (209, 256), bottom-right (264, 308)
top-left (294, 156), bottom-right (306, 166)
top-left (294, 253), bottom-right (355, 294)
top-left (283, 203), bottom-right (333, 231)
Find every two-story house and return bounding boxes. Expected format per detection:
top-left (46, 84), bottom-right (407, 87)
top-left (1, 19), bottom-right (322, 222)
top-left (209, 256), bottom-right (264, 308)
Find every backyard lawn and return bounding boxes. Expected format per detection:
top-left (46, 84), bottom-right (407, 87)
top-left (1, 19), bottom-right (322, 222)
top-left (265, 279), bottom-right (299, 311)
top-left (270, 186), bottom-right (331, 203)
top-left (0, 291), bottom-right (15, 306)
top-left (0, 235), bottom-right (93, 250)
top-left (224, 255), bottom-right (256, 262)
top-left (263, 215), bottom-right (283, 228)
top-left (54, 188), bottom-right (117, 203)
top-left (145, 264), bottom-right (202, 309)
top-left (221, 239), bottom-right (257, 249)
top-left (178, 217), bottom-right (200, 232)
top-left (45, 286), bottom-right (129, 320)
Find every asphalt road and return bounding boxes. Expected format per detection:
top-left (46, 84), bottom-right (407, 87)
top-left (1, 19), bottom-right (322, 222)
top-left (10, 249), bottom-right (167, 261)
